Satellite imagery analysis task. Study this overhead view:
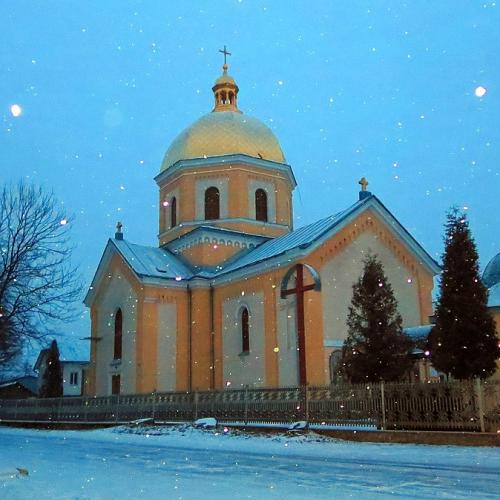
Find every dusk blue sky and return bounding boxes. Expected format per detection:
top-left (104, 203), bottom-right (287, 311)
top-left (1, 1), bottom-right (499, 361)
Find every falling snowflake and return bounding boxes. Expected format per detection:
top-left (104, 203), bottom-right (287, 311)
top-left (10, 104), bottom-right (22, 117)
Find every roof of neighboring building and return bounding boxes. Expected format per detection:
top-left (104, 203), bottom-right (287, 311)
top-left (33, 348), bottom-right (50, 371)
top-left (34, 347), bottom-right (90, 371)
top-left (0, 375), bottom-right (38, 394)
top-left (488, 282), bottom-right (500, 308)
top-left (483, 252), bottom-right (500, 289)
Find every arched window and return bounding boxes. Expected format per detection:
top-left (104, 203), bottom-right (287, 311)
top-left (205, 187), bottom-right (220, 220)
top-left (255, 188), bottom-right (268, 222)
top-left (114, 309), bottom-right (122, 360)
top-left (171, 197), bottom-right (177, 228)
top-left (241, 308), bottom-right (250, 354)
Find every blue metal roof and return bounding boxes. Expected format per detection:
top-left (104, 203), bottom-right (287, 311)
top-left (219, 199), bottom-right (366, 274)
top-left (112, 238), bottom-right (194, 280)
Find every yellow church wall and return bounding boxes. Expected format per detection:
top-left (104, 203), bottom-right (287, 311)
top-left (179, 242), bottom-right (243, 268)
top-left (212, 273), bottom-right (283, 389)
top-left (276, 291), bottom-right (299, 387)
top-left (91, 256), bottom-right (139, 396)
top-left (84, 308), bottom-right (98, 396)
top-left (156, 302), bottom-right (178, 391)
top-left (221, 291), bottom-right (266, 388)
top-left (132, 286), bottom-right (188, 393)
top-left (228, 170), bottom-right (248, 217)
top-left (189, 287), bottom-right (213, 390)
top-left (135, 299), bottom-right (157, 393)
top-left (263, 276), bottom-right (280, 387)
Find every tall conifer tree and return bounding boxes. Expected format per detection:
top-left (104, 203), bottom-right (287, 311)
top-left (428, 209), bottom-right (497, 379)
top-left (39, 340), bottom-right (63, 397)
top-left (340, 254), bottom-right (414, 383)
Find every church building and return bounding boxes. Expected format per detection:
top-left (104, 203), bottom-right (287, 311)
top-left (84, 57), bottom-right (441, 396)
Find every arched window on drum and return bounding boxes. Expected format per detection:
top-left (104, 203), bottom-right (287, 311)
top-left (255, 188), bottom-right (268, 222)
top-left (205, 187), bottom-right (220, 220)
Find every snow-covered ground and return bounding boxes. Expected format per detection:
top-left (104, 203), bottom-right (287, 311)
top-left (0, 425), bottom-right (498, 499)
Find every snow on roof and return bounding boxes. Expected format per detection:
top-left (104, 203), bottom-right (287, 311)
top-left (0, 375), bottom-right (38, 394)
top-left (112, 239), bottom-right (193, 280)
top-left (403, 325), bottom-right (433, 340)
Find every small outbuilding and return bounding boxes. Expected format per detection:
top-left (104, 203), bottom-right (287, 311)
top-left (0, 376), bottom-right (38, 399)
top-left (34, 348), bottom-right (89, 397)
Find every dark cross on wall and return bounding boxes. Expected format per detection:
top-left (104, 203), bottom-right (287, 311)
top-left (281, 263), bottom-right (321, 386)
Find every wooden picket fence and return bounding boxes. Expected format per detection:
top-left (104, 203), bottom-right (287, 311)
top-left (0, 379), bottom-right (499, 432)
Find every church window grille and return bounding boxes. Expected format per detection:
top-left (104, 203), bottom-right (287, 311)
top-left (255, 189), bottom-right (268, 222)
top-left (241, 307), bottom-right (250, 354)
top-left (205, 187), bottom-right (220, 220)
top-left (171, 197), bottom-right (177, 228)
top-left (114, 308), bottom-right (122, 360)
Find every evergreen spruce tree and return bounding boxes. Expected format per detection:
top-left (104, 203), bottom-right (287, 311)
top-left (39, 340), bottom-right (63, 398)
top-left (340, 254), bottom-right (414, 383)
top-left (428, 209), bottom-right (498, 379)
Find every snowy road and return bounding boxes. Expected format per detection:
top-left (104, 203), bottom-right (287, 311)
top-left (0, 426), bottom-right (499, 499)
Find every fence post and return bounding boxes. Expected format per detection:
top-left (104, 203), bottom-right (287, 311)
top-left (380, 381), bottom-right (386, 431)
top-left (151, 392), bottom-right (156, 422)
top-left (194, 391), bottom-right (199, 421)
top-left (304, 385), bottom-right (309, 422)
top-left (244, 386), bottom-right (248, 426)
top-left (83, 397), bottom-right (88, 423)
top-left (115, 395), bottom-right (120, 423)
top-left (475, 378), bottom-right (485, 433)
top-left (56, 397), bottom-right (62, 423)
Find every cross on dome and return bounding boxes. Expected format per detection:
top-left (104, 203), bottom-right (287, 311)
top-left (212, 47), bottom-right (240, 112)
top-left (218, 45), bottom-right (231, 68)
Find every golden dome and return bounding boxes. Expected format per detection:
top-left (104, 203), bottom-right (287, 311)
top-left (161, 111), bottom-right (286, 171)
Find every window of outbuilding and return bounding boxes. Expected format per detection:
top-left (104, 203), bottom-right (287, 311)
top-left (255, 188), bottom-right (268, 222)
top-left (205, 187), bottom-right (220, 220)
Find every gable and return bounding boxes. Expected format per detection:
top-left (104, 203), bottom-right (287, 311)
top-left (84, 239), bottom-right (192, 307)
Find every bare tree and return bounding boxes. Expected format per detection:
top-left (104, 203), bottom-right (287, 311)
top-left (0, 181), bottom-right (82, 368)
